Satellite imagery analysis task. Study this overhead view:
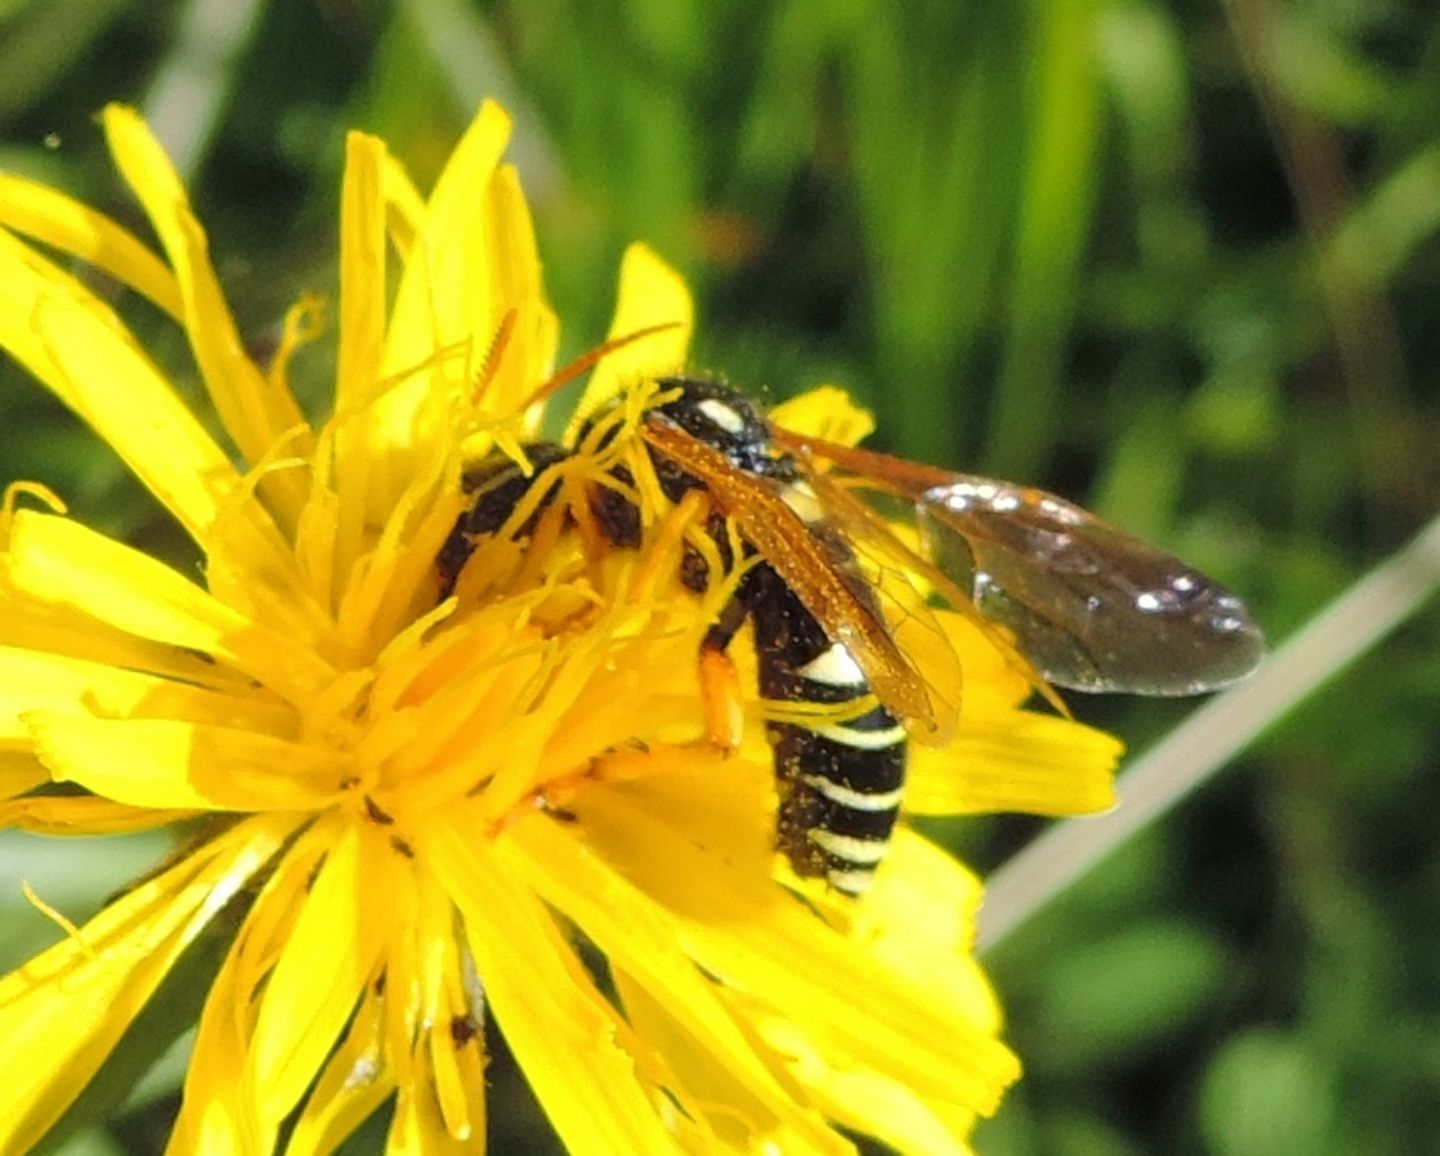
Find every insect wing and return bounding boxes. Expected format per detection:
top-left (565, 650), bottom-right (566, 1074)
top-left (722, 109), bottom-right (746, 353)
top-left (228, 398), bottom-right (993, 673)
top-left (638, 416), bottom-right (942, 736)
top-left (796, 468), bottom-right (972, 740)
top-left (793, 464), bottom-right (1066, 714)
top-left (772, 431), bottom-right (1264, 696)
top-left (918, 477), bottom-right (1264, 694)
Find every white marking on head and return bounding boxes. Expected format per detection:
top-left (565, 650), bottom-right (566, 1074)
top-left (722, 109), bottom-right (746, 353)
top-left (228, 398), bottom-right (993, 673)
top-left (800, 775), bottom-right (905, 811)
top-left (807, 829), bottom-right (890, 864)
top-left (814, 721), bottom-right (907, 749)
top-left (797, 643), bottom-right (866, 687)
top-left (696, 397), bottom-right (747, 435)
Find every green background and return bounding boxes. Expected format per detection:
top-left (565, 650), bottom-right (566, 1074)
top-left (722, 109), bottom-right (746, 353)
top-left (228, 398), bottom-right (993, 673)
top-left (1, 1), bottom-right (1438, 1153)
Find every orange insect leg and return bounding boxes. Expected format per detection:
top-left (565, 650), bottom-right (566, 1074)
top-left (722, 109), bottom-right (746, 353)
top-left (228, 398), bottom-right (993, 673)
top-left (698, 645), bottom-right (745, 754)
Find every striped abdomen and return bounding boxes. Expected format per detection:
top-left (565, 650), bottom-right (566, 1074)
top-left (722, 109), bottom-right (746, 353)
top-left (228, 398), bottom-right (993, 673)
top-left (740, 549), bottom-right (906, 896)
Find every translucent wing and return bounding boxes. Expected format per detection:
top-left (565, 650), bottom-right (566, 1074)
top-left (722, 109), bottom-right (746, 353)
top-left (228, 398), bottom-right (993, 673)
top-left (774, 431), bottom-right (1265, 696)
top-left (790, 468), bottom-right (968, 740)
top-left (794, 464), bottom-right (1057, 719)
top-left (639, 417), bottom-right (947, 738)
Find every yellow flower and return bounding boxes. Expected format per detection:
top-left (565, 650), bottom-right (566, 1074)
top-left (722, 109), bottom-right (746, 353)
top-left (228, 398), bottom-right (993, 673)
top-left (0, 102), bottom-right (1122, 1154)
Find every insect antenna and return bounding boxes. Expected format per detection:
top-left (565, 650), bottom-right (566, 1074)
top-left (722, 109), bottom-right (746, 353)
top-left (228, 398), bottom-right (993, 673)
top-left (514, 321), bottom-right (683, 414)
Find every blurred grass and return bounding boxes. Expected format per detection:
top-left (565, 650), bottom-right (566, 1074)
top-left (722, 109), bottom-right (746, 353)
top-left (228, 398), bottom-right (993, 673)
top-left (1, 0), bottom-right (1438, 1153)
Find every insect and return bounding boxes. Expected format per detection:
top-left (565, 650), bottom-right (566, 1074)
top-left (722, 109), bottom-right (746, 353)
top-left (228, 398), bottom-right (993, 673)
top-left (439, 377), bottom-right (1265, 895)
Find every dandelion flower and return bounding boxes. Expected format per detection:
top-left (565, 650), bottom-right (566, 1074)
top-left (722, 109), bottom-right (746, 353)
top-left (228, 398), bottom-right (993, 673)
top-left (0, 101), bottom-right (1122, 1154)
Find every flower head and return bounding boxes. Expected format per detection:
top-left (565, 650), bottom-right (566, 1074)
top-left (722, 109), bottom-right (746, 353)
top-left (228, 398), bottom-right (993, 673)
top-left (0, 102), bottom-right (1121, 1153)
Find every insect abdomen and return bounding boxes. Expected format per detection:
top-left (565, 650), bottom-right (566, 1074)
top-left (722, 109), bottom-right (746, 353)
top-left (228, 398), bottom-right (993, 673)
top-left (436, 442), bottom-right (568, 596)
top-left (744, 561), bottom-right (906, 896)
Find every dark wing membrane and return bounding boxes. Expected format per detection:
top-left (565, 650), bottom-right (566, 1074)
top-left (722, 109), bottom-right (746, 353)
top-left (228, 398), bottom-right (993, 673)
top-left (920, 477), bottom-right (1263, 694)
top-left (638, 417), bottom-right (942, 735)
top-left (772, 431), bottom-right (1265, 696)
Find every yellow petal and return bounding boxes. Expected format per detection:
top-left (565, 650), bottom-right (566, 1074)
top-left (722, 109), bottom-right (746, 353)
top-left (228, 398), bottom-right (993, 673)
top-left (165, 821), bottom-right (333, 1154)
top-left (246, 822), bottom-right (389, 1129)
top-left (0, 751), bottom-right (46, 800)
top-left (479, 164), bottom-right (558, 424)
top-left (27, 713), bottom-right (351, 812)
top-left (0, 644), bottom-right (295, 746)
top-left (427, 825), bottom-right (680, 1155)
top-left (284, 990), bottom-right (395, 1156)
top-left (946, 615), bottom-right (1038, 706)
top-left (569, 748), bottom-right (780, 906)
top-left (409, 863), bottom-right (487, 1145)
top-left (503, 815), bottom-right (848, 1153)
top-left (575, 775), bottom-right (1021, 1118)
top-left (568, 243), bottom-right (693, 440)
top-left (387, 1041), bottom-right (486, 1156)
top-left (378, 858), bottom-right (488, 1152)
top-left (0, 172), bottom-right (184, 320)
top-left (333, 445), bottom-right (466, 663)
top-left (0, 590), bottom-right (266, 699)
top-left (163, 955), bottom-right (259, 1156)
top-left (331, 130), bottom-right (391, 586)
top-left (292, 464), bottom-right (343, 615)
top-left (613, 972), bottom-right (853, 1155)
top-left (372, 101), bottom-right (514, 507)
top-left (764, 1051), bottom-right (975, 1156)
top-left (0, 814), bottom-right (291, 1154)
top-left (384, 101), bottom-right (512, 387)
top-left (102, 105), bottom-right (312, 532)
top-left (266, 293), bottom-right (325, 398)
top-left (201, 504), bottom-right (340, 673)
top-left (768, 386), bottom-right (876, 445)
top-left (907, 710), bottom-right (1121, 817)
top-left (6, 510), bottom-right (333, 703)
top-left (859, 830), bottom-right (1005, 1034)
top-left (0, 229), bottom-right (282, 557)
top-left (335, 131), bottom-right (390, 425)
top-left (379, 148), bottom-right (426, 260)
top-left (0, 793), bottom-right (190, 834)
top-left (376, 859), bottom-right (425, 1118)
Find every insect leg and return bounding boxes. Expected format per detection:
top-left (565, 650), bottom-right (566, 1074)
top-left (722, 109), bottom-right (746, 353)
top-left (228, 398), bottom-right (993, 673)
top-left (697, 595), bottom-right (749, 752)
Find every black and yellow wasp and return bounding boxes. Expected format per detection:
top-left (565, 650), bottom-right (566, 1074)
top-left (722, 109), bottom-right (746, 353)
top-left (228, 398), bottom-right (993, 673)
top-left (438, 377), bottom-right (1264, 895)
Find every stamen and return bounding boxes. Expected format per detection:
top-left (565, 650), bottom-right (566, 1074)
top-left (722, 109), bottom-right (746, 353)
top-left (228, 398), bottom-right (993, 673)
top-left (469, 307), bottom-right (518, 408)
top-left (632, 488), bottom-right (709, 601)
top-left (1, 481), bottom-right (66, 547)
top-left (21, 881), bottom-right (96, 962)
